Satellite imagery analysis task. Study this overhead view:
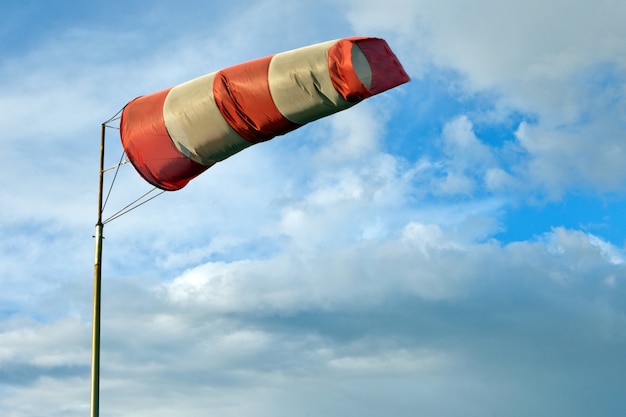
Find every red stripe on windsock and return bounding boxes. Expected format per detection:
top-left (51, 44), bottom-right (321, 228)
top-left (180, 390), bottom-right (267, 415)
top-left (328, 37), bottom-right (410, 102)
top-left (213, 56), bottom-right (300, 144)
top-left (120, 88), bottom-right (209, 191)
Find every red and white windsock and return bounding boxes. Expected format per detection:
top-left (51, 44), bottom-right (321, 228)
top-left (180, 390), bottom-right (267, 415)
top-left (120, 36), bottom-right (410, 191)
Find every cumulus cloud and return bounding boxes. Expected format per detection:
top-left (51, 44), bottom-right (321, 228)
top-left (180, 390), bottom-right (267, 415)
top-left (5, 225), bottom-right (625, 415)
top-left (345, 0), bottom-right (626, 195)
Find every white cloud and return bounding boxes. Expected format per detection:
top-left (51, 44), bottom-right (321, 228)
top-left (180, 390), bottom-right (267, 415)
top-left (484, 167), bottom-right (517, 191)
top-left (0, 377), bottom-right (89, 417)
top-left (441, 116), bottom-right (494, 169)
top-left (515, 116), bottom-right (626, 196)
top-left (0, 317), bottom-right (88, 367)
top-left (162, 223), bottom-right (625, 315)
top-left (344, 0), bottom-right (626, 195)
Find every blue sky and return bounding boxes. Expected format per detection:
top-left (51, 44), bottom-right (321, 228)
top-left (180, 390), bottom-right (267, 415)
top-left (1, 0), bottom-right (626, 416)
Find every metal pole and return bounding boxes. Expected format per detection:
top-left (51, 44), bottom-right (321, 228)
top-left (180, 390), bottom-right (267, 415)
top-left (90, 123), bottom-right (106, 417)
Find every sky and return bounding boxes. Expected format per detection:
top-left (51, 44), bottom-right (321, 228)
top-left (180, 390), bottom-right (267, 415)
top-left (1, 0), bottom-right (625, 416)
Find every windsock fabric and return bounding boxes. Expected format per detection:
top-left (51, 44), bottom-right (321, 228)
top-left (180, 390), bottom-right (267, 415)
top-left (120, 36), bottom-right (410, 191)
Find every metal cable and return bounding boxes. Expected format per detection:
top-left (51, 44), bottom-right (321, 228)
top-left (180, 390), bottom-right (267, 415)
top-left (103, 108), bottom-right (123, 126)
top-left (102, 188), bottom-right (166, 224)
top-left (102, 151), bottom-right (126, 213)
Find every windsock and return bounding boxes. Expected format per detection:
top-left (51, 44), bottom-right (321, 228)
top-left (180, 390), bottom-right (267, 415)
top-left (120, 36), bottom-right (410, 191)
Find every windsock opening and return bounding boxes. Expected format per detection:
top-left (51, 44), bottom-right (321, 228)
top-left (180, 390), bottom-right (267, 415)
top-left (328, 37), bottom-right (410, 102)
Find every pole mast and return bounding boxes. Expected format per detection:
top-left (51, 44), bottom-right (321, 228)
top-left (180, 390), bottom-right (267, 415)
top-left (90, 123), bottom-right (106, 417)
